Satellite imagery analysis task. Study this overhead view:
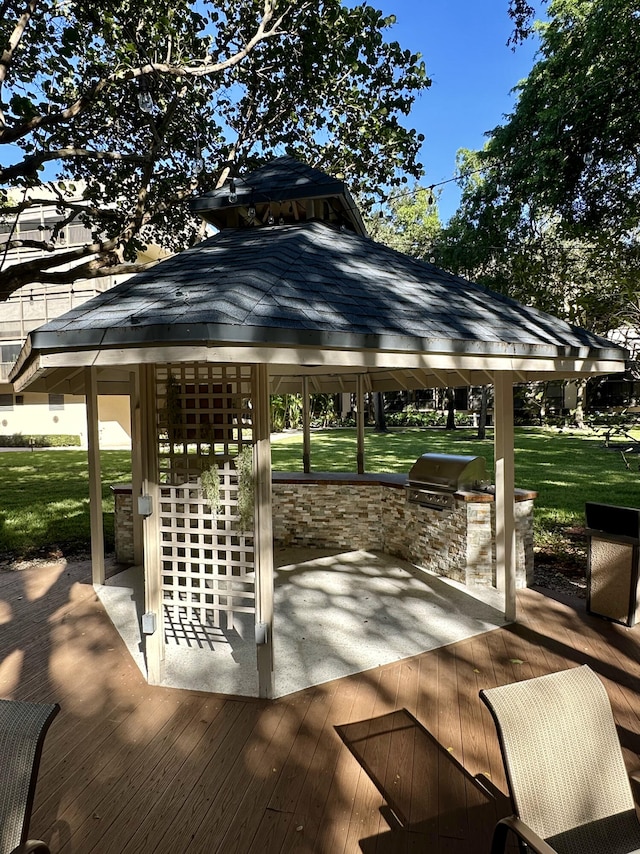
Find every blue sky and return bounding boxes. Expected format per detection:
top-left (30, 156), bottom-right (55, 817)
top-left (376, 1), bottom-right (543, 221)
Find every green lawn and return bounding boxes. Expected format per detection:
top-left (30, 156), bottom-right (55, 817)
top-left (0, 449), bottom-right (131, 558)
top-left (0, 426), bottom-right (639, 564)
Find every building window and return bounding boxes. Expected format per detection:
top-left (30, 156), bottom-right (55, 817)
top-left (48, 394), bottom-right (64, 411)
top-left (15, 395), bottom-right (24, 406)
top-left (0, 344), bottom-right (21, 363)
top-left (0, 393), bottom-right (13, 411)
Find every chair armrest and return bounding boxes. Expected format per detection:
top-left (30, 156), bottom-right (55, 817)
top-left (491, 816), bottom-right (557, 854)
top-left (11, 841), bottom-right (51, 854)
top-left (630, 770), bottom-right (640, 805)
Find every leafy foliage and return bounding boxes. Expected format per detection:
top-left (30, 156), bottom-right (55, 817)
top-left (433, 0), bottom-right (640, 337)
top-left (366, 185), bottom-right (441, 260)
top-left (0, 433), bottom-right (80, 447)
top-left (435, 162), bottom-right (638, 334)
top-left (0, 0), bottom-right (430, 298)
top-left (235, 445), bottom-right (254, 532)
top-left (493, 0), bottom-right (640, 235)
top-left (507, 0), bottom-right (539, 45)
top-left (201, 462), bottom-right (221, 514)
top-left (270, 394), bottom-right (303, 432)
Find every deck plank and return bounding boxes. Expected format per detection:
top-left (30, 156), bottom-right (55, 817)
top-left (275, 677), bottom-right (362, 852)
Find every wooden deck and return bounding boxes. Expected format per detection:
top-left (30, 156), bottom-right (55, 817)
top-left (2, 558), bottom-right (640, 853)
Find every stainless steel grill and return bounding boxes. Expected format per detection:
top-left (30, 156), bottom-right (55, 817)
top-left (406, 453), bottom-right (489, 510)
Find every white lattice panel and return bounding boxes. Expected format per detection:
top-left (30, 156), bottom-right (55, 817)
top-left (155, 364), bottom-right (256, 637)
top-left (156, 363), bottom-right (253, 485)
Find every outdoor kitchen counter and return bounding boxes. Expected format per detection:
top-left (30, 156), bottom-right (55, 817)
top-left (111, 477), bottom-right (536, 587)
top-left (271, 472), bottom-right (536, 587)
top-left (272, 471), bottom-right (537, 502)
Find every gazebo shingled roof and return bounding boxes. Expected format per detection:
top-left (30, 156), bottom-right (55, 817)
top-left (9, 218), bottom-right (628, 395)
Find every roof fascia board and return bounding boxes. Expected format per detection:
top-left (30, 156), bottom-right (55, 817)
top-left (18, 344), bottom-right (627, 376)
top-left (15, 357), bottom-right (627, 397)
top-left (191, 183), bottom-right (346, 212)
top-left (24, 322), bottom-right (629, 363)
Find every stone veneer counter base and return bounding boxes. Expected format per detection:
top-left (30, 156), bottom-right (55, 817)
top-left (272, 472), bottom-right (536, 588)
top-left (113, 473), bottom-right (536, 589)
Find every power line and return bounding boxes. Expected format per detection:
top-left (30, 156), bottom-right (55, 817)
top-left (373, 163), bottom-right (492, 211)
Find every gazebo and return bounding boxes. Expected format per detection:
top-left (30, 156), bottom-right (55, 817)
top-left (10, 156), bottom-right (628, 698)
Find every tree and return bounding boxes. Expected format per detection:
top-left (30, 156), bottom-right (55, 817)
top-left (366, 184), bottom-right (441, 260)
top-left (373, 391), bottom-right (387, 433)
top-left (490, 0), bottom-right (640, 239)
top-left (445, 388), bottom-right (456, 430)
top-left (434, 146), bottom-right (639, 341)
top-left (0, 0), bottom-right (429, 299)
top-left (433, 0), bottom-right (640, 339)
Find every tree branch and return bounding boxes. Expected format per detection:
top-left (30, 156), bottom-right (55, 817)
top-left (0, 230), bottom-right (158, 296)
top-left (0, 2), bottom-right (294, 145)
top-left (0, 0), bottom-right (38, 126)
top-left (27, 258), bottom-right (157, 286)
top-left (0, 238), bottom-right (55, 251)
top-left (1, 198), bottom-right (121, 219)
top-left (0, 250), bottom-right (158, 301)
top-left (0, 148), bottom-right (151, 182)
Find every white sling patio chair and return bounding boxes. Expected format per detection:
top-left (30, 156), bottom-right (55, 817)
top-left (0, 699), bottom-right (59, 854)
top-left (480, 665), bottom-right (640, 854)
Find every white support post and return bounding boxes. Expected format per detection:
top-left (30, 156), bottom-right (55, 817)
top-left (494, 371), bottom-right (517, 622)
top-left (129, 370), bottom-right (144, 566)
top-left (139, 364), bottom-right (163, 684)
top-left (85, 366), bottom-right (105, 585)
top-left (302, 376), bottom-right (311, 473)
top-left (254, 364), bottom-right (275, 698)
top-left (356, 374), bottom-right (365, 474)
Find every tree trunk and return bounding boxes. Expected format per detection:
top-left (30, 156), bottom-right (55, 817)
top-left (477, 385), bottom-right (489, 440)
top-left (374, 391), bottom-right (388, 432)
top-left (574, 379), bottom-right (586, 429)
top-left (446, 388), bottom-right (456, 430)
top-left (540, 382), bottom-right (548, 426)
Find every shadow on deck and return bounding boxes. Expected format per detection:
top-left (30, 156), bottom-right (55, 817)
top-left (0, 557), bottom-right (638, 852)
top-left (337, 708), bottom-right (510, 852)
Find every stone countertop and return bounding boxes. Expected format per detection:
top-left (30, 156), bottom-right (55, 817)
top-left (272, 471), bottom-right (407, 487)
top-left (111, 475), bottom-right (537, 502)
top-left (272, 472), bottom-right (537, 502)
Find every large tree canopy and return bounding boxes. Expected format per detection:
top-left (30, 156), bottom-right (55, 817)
top-left (491, 0), bottom-right (640, 235)
top-left (0, 0), bottom-right (429, 298)
top-left (433, 0), bottom-right (640, 337)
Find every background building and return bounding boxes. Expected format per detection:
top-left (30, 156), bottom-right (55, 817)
top-left (0, 195), bottom-right (163, 447)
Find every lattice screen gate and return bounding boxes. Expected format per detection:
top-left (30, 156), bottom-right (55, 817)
top-left (154, 364), bottom-right (257, 653)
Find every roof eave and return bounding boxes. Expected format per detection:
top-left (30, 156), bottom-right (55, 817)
top-left (10, 329), bottom-right (629, 395)
top-left (19, 320), bottom-right (630, 361)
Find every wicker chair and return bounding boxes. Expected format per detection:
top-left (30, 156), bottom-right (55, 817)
top-left (0, 699), bottom-right (59, 854)
top-left (480, 665), bottom-right (640, 854)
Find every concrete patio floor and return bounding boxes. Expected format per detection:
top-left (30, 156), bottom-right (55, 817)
top-left (96, 548), bottom-right (507, 698)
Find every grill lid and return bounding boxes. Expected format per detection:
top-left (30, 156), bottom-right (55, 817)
top-left (407, 453), bottom-right (488, 493)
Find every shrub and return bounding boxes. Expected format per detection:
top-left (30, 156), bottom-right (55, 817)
top-left (0, 433), bottom-right (81, 448)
